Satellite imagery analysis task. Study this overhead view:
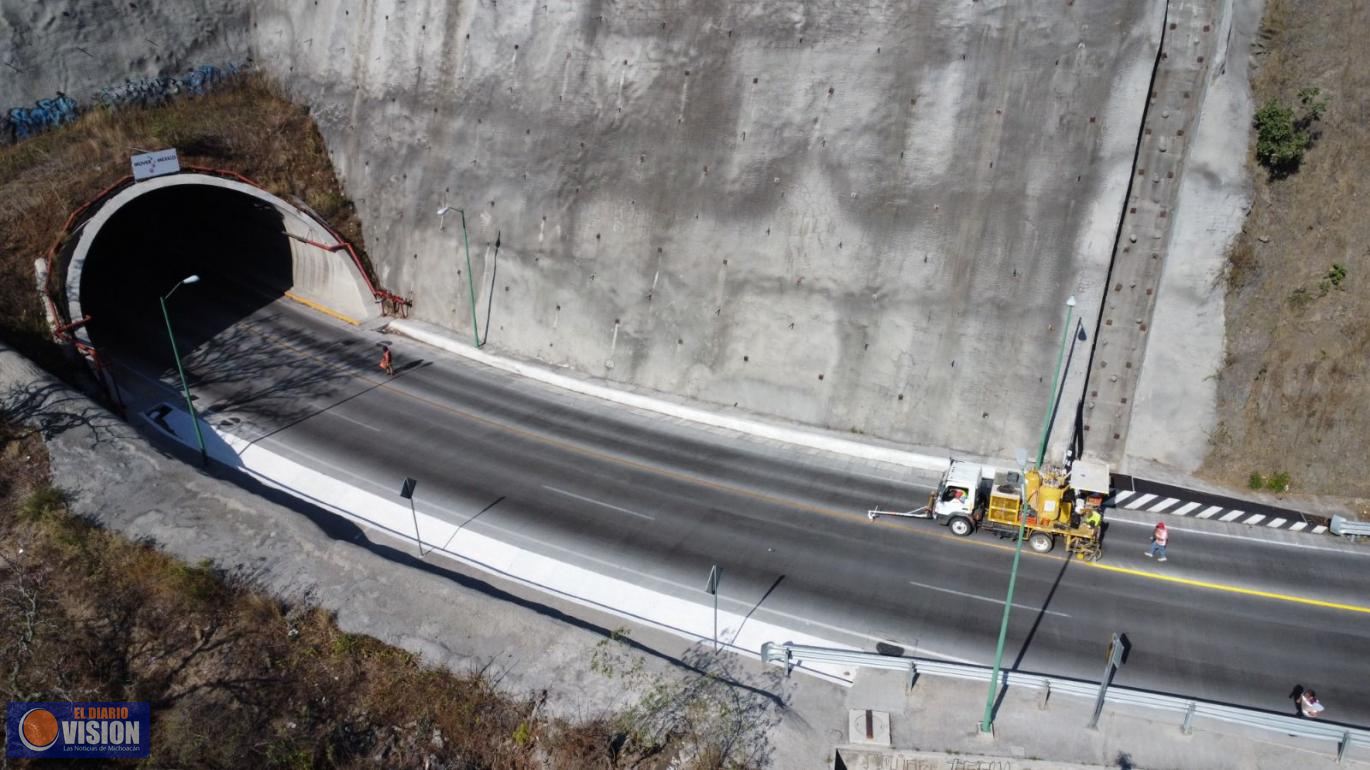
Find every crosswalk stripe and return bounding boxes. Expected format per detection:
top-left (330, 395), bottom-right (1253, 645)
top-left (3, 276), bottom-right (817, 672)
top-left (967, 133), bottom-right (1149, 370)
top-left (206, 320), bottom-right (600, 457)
top-left (1267, 518), bottom-right (1287, 528)
top-left (1128, 493), bottom-right (1158, 509)
top-left (1244, 514), bottom-right (1267, 525)
top-left (1290, 521), bottom-right (1308, 532)
top-left (1312, 525), bottom-right (1327, 535)
top-left (1219, 510), bottom-right (1245, 522)
top-left (1172, 502), bottom-right (1202, 516)
top-left (1112, 490), bottom-right (1135, 503)
top-left (1196, 506), bottom-right (1223, 519)
top-left (1149, 497), bottom-right (1181, 512)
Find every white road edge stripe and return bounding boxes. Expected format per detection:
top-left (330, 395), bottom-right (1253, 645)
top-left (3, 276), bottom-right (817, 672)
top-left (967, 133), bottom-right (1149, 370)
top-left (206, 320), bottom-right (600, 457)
top-left (1104, 517), bottom-right (1363, 555)
top-left (1172, 502), bottom-right (1202, 516)
top-left (1244, 514), bottom-right (1267, 526)
top-left (1290, 522), bottom-right (1309, 532)
top-left (1196, 506), bottom-right (1224, 519)
top-left (1148, 497), bottom-right (1181, 513)
top-left (1267, 518), bottom-right (1288, 528)
top-left (1219, 510), bottom-right (1245, 522)
top-left (1127, 493), bottom-right (1158, 509)
top-left (909, 580), bottom-right (1071, 618)
top-left (1112, 490), bottom-right (1135, 503)
top-left (543, 486), bottom-right (655, 520)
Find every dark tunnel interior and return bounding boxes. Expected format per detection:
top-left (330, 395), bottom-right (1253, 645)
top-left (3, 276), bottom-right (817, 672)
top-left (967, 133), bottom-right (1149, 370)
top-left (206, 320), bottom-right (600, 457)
top-left (81, 185), bottom-right (293, 372)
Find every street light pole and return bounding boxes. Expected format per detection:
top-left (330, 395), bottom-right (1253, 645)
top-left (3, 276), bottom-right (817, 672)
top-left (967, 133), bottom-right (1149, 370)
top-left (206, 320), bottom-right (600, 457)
top-left (1035, 296), bottom-right (1077, 467)
top-left (979, 451), bottom-right (1029, 734)
top-left (160, 275), bottom-right (208, 467)
top-left (438, 206), bottom-right (482, 348)
top-left (980, 294), bottom-right (1075, 735)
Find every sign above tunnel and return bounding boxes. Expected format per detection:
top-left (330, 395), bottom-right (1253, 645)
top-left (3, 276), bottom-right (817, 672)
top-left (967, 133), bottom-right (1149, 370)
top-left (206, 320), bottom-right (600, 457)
top-left (130, 148), bottom-right (180, 180)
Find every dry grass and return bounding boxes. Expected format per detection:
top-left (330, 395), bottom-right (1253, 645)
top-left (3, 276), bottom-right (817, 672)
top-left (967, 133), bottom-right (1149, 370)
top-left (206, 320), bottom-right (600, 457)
top-left (1203, 0), bottom-right (1370, 504)
top-left (0, 416), bottom-right (780, 768)
top-left (0, 73), bottom-right (370, 371)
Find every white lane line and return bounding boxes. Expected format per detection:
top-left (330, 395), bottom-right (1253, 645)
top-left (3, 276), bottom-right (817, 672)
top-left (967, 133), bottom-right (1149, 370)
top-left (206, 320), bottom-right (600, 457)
top-left (1112, 490), bottom-right (1135, 504)
top-left (543, 486), bottom-right (655, 520)
top-left (1127, 493), bottom-right (1158, 509)
top-left (1148, 497), bottom-right (1181, 513)
top-left (1196, 506), bottom-right (1224, 519)
top-left (1290, 522), bottom-right (1309, 532)
top-left (1313, 525), bottom-right (1328, 535)
top-left (847, 468), bottom-right (923, 486)
top-left (1243, 514), bottom-right (1267, 526)
top-left (908, 580), bottom-right (1070, 618)
top-left (1267, 518), bottom-right (1288, 528)
top-left (325, 410), bottom-right (383, 432)
top-left (1172, 501), bottom-right (1202, 516)
top-left (1105, 517), bottom-right (1362, 554)
top-left (1219, 510), bottom-right (1245, 522)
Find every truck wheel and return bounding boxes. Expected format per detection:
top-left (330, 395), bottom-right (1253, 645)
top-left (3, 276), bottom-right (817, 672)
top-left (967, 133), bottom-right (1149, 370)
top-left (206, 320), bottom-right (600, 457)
top-left (948, 516), bottom-right (974, 537)
top-left (1029, 532), bottom-right (1055, 553)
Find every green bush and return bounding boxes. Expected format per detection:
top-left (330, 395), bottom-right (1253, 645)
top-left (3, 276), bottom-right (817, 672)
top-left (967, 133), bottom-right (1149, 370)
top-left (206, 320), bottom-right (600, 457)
top-left (1266, 471), bottom-right (1291, 493)
top-left (1248, 472), bottom-right (1265, 490)
top-left (1254, 87), bottom-right (1327, 176)
top-left (20, 484), bottom-right (67, 521)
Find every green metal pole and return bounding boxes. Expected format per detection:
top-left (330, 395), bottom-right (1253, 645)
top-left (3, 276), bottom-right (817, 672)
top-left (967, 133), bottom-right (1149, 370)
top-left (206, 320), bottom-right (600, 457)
top-left (459, 209), bottom-right (482, 348)
top-left (1035, 298), bottom-right (1076, 467)
top-left (160, 295), bottom-right (208, 467)
top-left (979, 500), bottom-right (1027, 733)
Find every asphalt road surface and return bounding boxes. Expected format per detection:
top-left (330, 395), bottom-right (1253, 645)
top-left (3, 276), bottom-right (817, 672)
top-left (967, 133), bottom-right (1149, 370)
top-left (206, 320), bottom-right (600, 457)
top-left (94, 290), bottom-right (1370, 726)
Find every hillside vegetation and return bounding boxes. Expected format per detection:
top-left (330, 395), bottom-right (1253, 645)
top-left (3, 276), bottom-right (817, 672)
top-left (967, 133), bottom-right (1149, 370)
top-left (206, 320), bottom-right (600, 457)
top-left (1204, 0), bottom-right (1370, 514)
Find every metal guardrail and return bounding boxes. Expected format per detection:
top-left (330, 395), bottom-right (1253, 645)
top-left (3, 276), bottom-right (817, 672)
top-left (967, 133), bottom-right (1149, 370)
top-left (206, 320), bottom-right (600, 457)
top-left (1331, 515), bottom-right (1370, 541)
top-left (761, 642), bottom-right (1369, 763)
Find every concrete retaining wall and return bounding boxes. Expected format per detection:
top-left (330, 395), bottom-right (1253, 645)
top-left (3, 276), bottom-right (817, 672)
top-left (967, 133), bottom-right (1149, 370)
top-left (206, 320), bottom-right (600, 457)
top-left (6, 0), bottom-right (1173, 459)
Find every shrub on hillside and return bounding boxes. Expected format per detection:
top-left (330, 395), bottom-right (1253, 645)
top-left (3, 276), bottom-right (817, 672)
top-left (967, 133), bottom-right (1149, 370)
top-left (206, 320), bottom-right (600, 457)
top-left (1254, 87), bottom-right (1327, 176)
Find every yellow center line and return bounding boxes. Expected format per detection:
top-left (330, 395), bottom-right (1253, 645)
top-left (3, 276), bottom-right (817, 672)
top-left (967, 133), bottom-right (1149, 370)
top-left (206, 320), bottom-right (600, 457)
top-left (236, 315), bottom-right (1370, 617)
top-left (1084, 560), bottom-right (1370, 615)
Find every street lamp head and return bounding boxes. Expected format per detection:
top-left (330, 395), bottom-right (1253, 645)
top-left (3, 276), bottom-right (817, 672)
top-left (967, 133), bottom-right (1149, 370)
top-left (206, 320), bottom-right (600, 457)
top-left (436, 206), bottom-right (454, 216)
top-left (182, 275), bottom-right (201, 285)
top-left (1066, 295), bottom-right (1076, 308)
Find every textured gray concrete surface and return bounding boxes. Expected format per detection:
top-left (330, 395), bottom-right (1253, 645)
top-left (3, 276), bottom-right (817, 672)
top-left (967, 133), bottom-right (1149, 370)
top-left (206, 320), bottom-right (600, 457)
top-left (1125, 0), bottom-right (1263, 473)
top-left (3, 0), bottom-right (1175, 461)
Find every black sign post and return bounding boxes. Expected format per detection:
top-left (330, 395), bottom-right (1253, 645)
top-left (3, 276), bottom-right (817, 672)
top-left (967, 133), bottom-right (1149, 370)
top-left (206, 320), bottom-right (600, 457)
top-left (400, 477), bottom-right (422, 557)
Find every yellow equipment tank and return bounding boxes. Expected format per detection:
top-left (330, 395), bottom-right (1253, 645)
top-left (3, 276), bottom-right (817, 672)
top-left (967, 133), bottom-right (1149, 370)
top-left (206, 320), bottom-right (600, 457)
top-left (1025, 468), bottom-right (1070, 526)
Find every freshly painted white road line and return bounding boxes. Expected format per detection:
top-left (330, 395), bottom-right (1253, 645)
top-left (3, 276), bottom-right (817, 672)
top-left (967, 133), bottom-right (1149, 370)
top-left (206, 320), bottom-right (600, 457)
top-left (1148, 497), bottom-right (1180, 512)
top-left (1267, 518), bottom-right (1287, 528)
top-left (1290, 522), bottom-right (1308, 532)
top-left (1219, 510), bottom-right (1245, 522)
top-left (1243, 514), bottom-right (1266, 526)
top-left (908, 580), bottom-right (1071, 618)
top-left (1196, 506), bottom-right (1224, 519)
top-left (543, 485), bottom-right (655, 520)
top-left (1128, 493), bottom-right (1158, 509)
top-left (1172, 501), bottom-right (1202, 516)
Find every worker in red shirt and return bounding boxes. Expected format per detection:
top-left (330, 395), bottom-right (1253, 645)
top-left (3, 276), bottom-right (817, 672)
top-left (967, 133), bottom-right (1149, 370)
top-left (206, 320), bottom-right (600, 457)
top-left (379, 344), bottom-right (394, 376)
top-left (1145, 521), bottom-right (1168, 562)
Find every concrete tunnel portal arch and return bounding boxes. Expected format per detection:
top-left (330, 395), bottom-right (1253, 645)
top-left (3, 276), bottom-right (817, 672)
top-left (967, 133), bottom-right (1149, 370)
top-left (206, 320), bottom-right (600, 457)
top-left (64, 173), bottom-right (378, 368)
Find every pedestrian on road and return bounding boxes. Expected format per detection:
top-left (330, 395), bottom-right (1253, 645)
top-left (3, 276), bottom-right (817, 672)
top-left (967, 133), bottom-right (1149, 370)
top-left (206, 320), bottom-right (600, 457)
top-left (1298, 689), bottom-right (1325, 719)
top-left (380, 344), bottom-right (394, 376)
top-left (1145, 521), bottom-right (1168, 561)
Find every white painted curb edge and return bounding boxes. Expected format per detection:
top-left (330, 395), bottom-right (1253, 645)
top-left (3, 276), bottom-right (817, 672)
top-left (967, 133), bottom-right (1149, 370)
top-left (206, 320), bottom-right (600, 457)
top-left (144, 404), bottom-right (861, 685)
top-left (389, 320), bottom-right (953, 474)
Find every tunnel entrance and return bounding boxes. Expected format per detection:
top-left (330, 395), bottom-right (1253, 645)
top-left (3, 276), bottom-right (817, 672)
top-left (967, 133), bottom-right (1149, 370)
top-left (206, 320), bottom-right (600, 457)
top-left (81, 184), bottom-right (293, 365)
top-left (60, 172), bottom-right (379, 394)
